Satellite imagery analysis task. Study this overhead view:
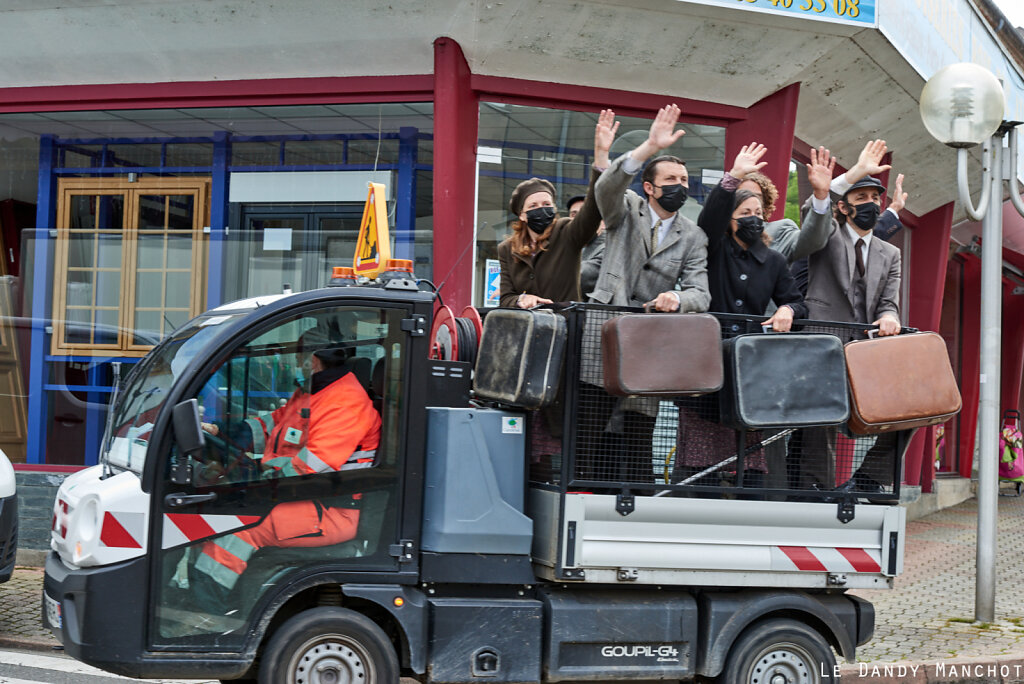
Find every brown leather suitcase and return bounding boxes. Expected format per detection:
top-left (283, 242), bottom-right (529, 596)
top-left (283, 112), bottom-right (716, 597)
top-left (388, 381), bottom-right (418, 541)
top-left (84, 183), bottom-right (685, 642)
top-left (845, 332), bottom-right (962, 435)
top-left (601, 313), bottom-right (722, 396)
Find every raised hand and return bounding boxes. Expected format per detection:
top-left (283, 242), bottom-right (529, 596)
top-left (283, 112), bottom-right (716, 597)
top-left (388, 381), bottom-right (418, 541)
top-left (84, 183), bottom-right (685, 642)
top-left (648, 104), bottom-right (685, 150)
top-left (730, 142), bottom-right (768, 179)
top-left (888, 173), bottom-right (907, 213)
top-left (594, 109), bottom-right (620, 169)
top-left (806, 146), bottom-right (837, 200)
top-left (849, 139), bottom-right (892, 181)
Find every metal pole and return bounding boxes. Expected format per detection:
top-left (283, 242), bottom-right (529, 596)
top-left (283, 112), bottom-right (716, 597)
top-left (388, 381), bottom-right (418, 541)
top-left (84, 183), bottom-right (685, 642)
top-left (976, 131), bottom-right (1004, 623)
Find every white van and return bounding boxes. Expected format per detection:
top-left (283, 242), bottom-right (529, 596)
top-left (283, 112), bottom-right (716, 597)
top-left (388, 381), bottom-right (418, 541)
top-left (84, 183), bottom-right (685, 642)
top-left (0, 447), bottom-right (16, 583)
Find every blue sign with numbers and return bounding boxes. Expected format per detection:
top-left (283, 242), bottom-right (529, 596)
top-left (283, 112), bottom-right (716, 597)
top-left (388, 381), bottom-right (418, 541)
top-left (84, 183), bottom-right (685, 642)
top-left (679, 0), bottom-right (875, 26)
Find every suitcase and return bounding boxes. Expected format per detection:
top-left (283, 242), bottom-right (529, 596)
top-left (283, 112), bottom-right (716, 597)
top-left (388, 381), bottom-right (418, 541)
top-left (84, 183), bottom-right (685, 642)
top-left (473, 308), bottom-right (566, 409)
top-left (720, 332), bottom-right (849, 429)
top-left (845, 332), bottom-right (961, 435)
top-left (601, 313), bottom-right (722, 397)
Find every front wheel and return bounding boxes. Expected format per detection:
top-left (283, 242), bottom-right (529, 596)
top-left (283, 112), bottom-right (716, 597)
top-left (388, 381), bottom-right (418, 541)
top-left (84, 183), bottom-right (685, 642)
top-left (718, 617), bottom-right (837, 684)
top-left (258, 606), bottom-right (399, 684)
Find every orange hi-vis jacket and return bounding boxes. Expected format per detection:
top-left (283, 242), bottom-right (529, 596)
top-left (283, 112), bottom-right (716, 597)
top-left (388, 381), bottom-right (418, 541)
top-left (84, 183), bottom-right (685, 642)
top-left (243, 388), bottom-right (310, 461)
top-left (196, 370), bottom-right (382, 593)
top-left (262, 371), bottom-right (381, 477)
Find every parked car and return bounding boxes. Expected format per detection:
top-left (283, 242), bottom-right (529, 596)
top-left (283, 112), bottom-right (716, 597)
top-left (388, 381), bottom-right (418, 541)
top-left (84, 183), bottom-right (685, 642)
top-left (0, 447), bottom-right (16, 582)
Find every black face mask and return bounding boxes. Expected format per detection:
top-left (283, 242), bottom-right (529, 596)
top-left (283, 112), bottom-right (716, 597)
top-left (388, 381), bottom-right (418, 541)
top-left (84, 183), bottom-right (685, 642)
top-left (849, 201), bottom-right (881, 231)
top-left (654, 184), bottom-right (688, 214)
top-left (524, 206), bottom-right (556, 232)
top-left (734, 215), bottom-right (765, 246)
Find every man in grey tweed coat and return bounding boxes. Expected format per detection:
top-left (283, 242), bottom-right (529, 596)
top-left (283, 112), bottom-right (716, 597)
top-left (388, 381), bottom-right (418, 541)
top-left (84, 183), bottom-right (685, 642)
top-left (589, 103), bottom-right (710, 313)
top-left (579, 104), bottom-right (710, 485)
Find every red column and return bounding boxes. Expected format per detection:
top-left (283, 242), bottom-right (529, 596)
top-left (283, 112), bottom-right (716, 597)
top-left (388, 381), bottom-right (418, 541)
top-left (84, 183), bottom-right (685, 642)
top-left (903, 202), bottom-right (954, 491)
top-left (432, 38), bottom-right (479, 308)
top-left (958, 257), bottom-right (983, 478)
top-left (724, 83), bottom-right (800, 222)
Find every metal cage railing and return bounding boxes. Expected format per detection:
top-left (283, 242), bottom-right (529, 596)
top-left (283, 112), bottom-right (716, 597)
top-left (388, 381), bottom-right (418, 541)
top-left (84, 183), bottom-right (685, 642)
top-left (527, 304), bottom-right (909, 504)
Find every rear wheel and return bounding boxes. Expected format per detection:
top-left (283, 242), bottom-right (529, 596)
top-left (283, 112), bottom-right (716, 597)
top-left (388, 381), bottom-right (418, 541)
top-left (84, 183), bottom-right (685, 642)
top-left (718, 617), bottom-right (837, 684)
top-left (258, 606), bottom-right (399, 684)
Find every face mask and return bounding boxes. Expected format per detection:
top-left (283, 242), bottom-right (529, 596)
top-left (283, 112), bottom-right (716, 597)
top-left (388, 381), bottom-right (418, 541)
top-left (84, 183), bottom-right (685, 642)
top-left (734, 215), bottom-right (765, 245)
top-left (524, 206), bottom-right (556, 232)
top-left (654, 184), bottom-right (688, 213)
top-left (849, 201), bottom-right (881, 231)
top-left (295, 359), bottom-right (313, 387)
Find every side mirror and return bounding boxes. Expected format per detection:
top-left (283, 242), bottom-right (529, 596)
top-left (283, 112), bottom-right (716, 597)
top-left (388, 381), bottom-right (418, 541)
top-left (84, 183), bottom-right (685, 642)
top-left (170, 399), bottom-right (205, 485)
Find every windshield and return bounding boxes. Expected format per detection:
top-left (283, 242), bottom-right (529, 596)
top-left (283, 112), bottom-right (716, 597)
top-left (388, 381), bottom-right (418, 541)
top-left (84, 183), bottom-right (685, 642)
top-left (101, 312), bottom-right (248, 474)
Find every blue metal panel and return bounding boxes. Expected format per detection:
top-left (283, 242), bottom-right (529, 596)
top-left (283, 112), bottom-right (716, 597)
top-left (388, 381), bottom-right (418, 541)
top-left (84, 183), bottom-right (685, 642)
top-left (206, 131), bottom-right (231, 309)
top-left (60, 136), bottom-right (215, 145)
top-left (231, 133), bottom-right (401, 143)
top-left (43, 385), bottom-right (115, 394)
top-left (27, 136), bottom-right (58, 464)
top-left (55, 167), bottom-right (209, 175)
top-left (395, 127), bottom-right (418, 261)
top-left (45, 355), bottom-right (141, 364)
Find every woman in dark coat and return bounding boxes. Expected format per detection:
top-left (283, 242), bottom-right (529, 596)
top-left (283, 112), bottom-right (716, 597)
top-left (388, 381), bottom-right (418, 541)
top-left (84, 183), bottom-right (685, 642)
top-left (497, 109), bottom-right (617, 308)
top-left (673, 190), bottom-right (809, 487)
top-left (699, 189), bottom-right (807, 329)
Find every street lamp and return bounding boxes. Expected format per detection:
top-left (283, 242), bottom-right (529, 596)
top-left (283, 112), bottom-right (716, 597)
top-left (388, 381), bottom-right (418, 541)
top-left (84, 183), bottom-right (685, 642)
top-left (920, 62), bottom-right (1024, 623)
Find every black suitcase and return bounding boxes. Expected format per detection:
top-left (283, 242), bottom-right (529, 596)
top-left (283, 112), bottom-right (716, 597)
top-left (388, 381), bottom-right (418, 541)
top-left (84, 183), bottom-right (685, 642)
top-left (473, 309), bottom-right (566, 408)
top-left (720, 332), bottom-right (849, 429)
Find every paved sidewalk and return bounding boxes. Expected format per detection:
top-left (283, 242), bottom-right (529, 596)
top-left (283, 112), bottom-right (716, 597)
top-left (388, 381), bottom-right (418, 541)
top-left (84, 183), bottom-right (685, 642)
top-left (6, 492), bottom-right (1024, 682)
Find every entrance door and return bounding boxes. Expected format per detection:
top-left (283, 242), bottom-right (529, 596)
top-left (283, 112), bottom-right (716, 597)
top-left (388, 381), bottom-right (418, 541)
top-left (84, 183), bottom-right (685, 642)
top-left (224, 204), bottom-right (362, 301)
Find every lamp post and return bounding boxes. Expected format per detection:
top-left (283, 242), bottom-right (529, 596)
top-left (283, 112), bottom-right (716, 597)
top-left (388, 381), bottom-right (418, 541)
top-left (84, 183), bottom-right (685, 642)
top-left (920, 62), bottom-right (1024, 623)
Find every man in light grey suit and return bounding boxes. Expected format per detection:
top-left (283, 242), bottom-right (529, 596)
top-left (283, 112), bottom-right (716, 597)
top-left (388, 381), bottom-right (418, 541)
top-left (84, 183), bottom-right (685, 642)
top-left (800, 173), bottom-right (902, 494)
top-left (589, 103), bottom-right (710, 313)
top-left (578, 104), bottom-right (710, 485)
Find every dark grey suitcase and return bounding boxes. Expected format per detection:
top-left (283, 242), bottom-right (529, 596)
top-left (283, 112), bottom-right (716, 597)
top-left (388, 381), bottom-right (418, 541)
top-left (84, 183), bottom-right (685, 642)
top-left (473, 309), bottom-right (566, 408)
top-left (720, 332), bottom-right (849, 429)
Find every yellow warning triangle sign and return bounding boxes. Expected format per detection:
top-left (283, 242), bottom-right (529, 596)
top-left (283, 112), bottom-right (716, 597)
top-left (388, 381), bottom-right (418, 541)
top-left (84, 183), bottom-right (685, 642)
top-left (353, 182), bottom-right (391, 279)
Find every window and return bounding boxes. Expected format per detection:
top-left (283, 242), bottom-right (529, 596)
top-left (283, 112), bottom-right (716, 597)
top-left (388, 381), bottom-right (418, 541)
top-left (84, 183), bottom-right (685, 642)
top-left (191, 305), bottom-right (403, 487)
top-left (52, 177), bottom-right (209, 356)
top-left (475, 103), bottom-right (725, 305)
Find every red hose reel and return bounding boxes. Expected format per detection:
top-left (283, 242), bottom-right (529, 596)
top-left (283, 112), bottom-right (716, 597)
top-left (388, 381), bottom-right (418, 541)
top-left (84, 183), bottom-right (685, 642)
top-left (429, 305), bottom-right (483, 363)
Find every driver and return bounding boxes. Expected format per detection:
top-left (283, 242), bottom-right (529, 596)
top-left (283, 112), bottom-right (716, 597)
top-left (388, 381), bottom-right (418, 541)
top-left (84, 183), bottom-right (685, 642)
top-left (191, 342), bottom-right (381, 602)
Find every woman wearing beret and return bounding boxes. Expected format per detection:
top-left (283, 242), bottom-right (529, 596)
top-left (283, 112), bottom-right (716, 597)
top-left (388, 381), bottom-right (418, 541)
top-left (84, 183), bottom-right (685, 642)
top-left (497, 110), bottom-right (617, 309)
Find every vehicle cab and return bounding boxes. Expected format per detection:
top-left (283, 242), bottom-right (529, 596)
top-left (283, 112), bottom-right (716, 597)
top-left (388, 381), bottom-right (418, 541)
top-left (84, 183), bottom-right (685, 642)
top-left (44, 284), bottom-right (432, 679)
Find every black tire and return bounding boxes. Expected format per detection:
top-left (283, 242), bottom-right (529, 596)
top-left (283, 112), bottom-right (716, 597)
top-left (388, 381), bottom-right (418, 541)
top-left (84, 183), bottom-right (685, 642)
top-left (718, 617), bottom-right (837, 684)
top-left (258, 606), bottom-right (399, 684)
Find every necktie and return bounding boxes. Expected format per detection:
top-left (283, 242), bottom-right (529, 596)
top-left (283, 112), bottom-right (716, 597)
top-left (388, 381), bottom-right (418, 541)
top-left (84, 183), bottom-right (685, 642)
top-left (651, 219), bottom-right (662, 253)
top-left (855, 238), bottom-right (866, 277)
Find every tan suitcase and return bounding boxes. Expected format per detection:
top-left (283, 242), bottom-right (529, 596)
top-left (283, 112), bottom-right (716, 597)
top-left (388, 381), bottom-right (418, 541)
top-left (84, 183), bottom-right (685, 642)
top-left (845, 332), bottom-right (961, 435)
top-left (601, 313), bottom-right (722, 397)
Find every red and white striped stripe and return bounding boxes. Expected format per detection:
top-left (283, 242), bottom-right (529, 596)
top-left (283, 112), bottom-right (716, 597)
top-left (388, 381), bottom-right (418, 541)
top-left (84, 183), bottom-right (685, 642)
top-left (771, 546), bottom-right (882, 574)
top-left (100, 511), bottom-right (145, 549)
top-left (162, 513), bottom-right (262, 548)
